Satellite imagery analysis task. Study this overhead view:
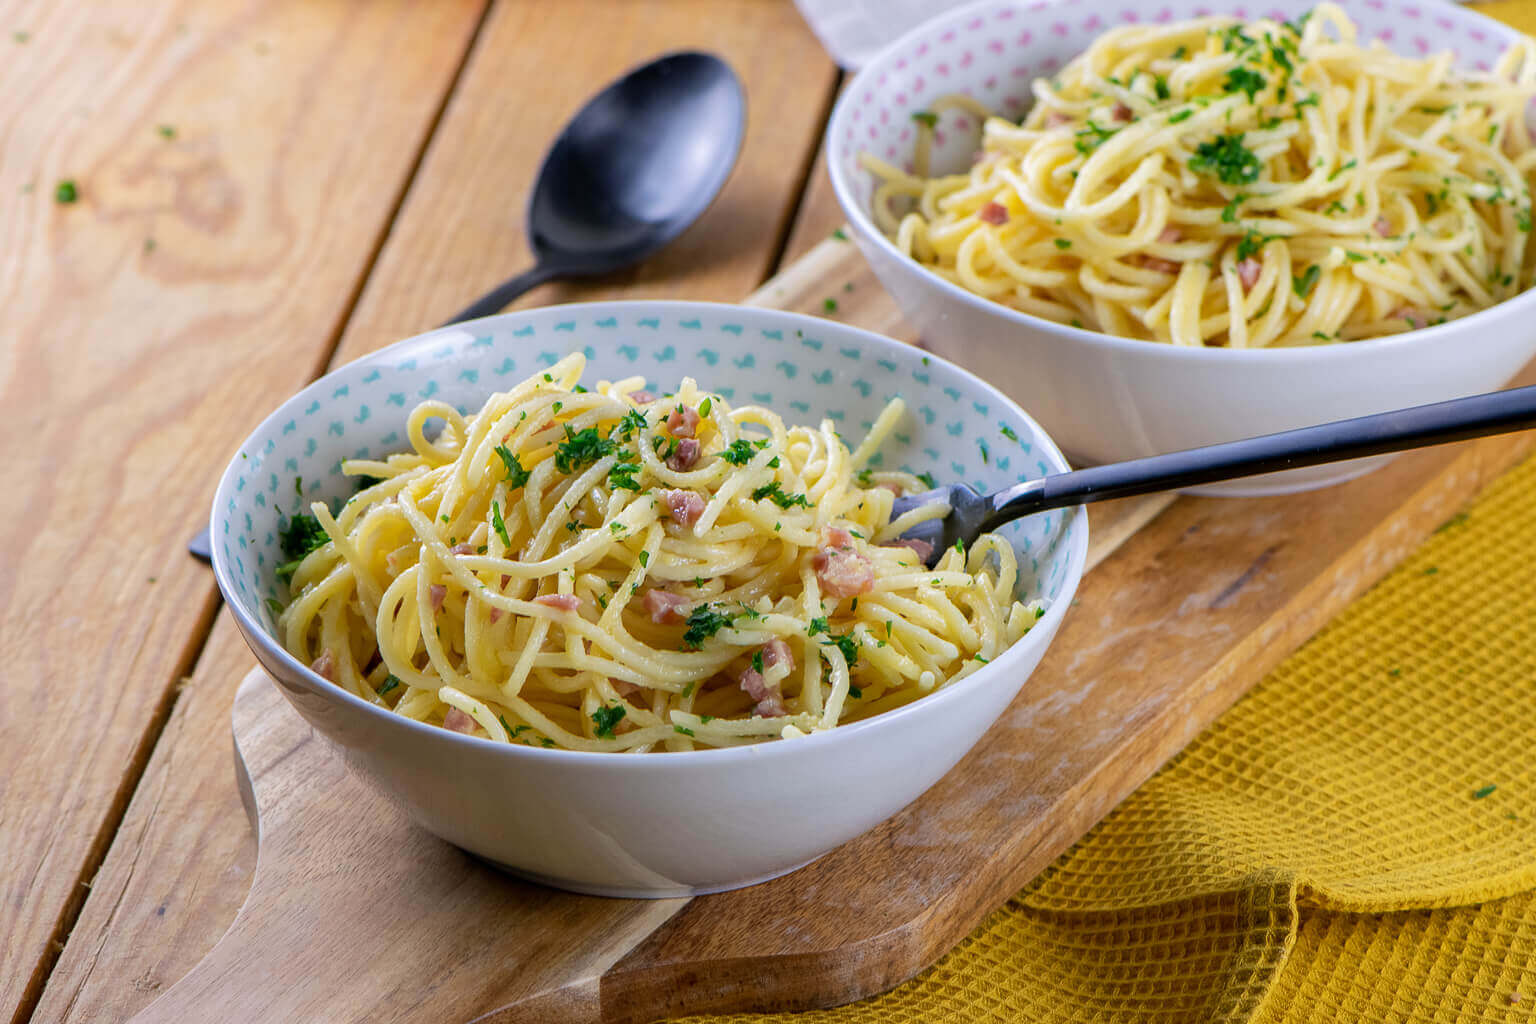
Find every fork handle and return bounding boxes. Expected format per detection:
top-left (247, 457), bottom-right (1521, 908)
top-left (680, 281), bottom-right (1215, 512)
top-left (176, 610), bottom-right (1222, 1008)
top-left (984, 384), bottom-right (1536, 528)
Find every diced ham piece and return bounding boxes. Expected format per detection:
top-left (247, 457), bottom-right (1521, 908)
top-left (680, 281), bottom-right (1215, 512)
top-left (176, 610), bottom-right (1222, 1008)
top-left (978, 201), bottom-right (1009, 225)
top-left (310, 649), bottom-right (337, 683)
top-left (1158, 227), bottom-right (1182, 243)
top-left (664, 489), bottom-right (706, 527)
top-left (533, 594), bottom-right (581, 612)
top-left (813, 529), bottom-right (876, 598)
top-left (1141, 255), bottom-right (1180, 274)
top-left (428, 584), bottom-right (447, 612)
top-left (629, 389), bottom-right (656, 404)
top-left (666, 405), bottom-right (700, 438)
top-left (1111, 102), bottom-right (1132, 122)
top-left (762, 637), bottom-right (794, 672)
top-left (443, 708), bottom-right (477, 734)
top-left (886, 537), bottom-right (935, 562)
top-left (643, 589), bottom-right (692, 624)
top-left (613, 679), bottom-right (642, 698)
top-left (1392, 306), bottom-right (1426, 328)
top-left (1236, 257), bottom-right (1262, 291)
top-left (1043, 111), bottom-right (1071, 127)
top-left (738, 668), bottom-right (788, 718)
top-left (667, 438), bottom-right (701, 471)
top-left (450, 543), bottom-right (475, 555)
top-left (488, 608), bottom-right (503, 625)
top-left (1374, 217), bottom-right (1393, 237)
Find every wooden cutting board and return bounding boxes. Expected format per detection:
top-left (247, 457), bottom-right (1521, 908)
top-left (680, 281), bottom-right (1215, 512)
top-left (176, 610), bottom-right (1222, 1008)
top-left (127, 235), bottom-right (1536, 1024)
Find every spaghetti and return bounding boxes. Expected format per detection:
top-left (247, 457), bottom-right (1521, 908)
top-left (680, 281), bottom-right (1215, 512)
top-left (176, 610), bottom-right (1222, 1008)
top-left (862, 4), bottom-right (1536, 347)
top-left (275, 354), bottom-right (1042, 752)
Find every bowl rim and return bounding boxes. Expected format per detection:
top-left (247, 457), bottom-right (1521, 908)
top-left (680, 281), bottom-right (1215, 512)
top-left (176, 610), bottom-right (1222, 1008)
top-left (826, 0), bottom-right (1536, 363)
top-left (211, 299), bottom-right (1091, 769)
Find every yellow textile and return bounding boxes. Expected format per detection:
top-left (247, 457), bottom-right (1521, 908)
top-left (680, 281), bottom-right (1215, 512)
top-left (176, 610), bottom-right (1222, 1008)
top-left (677, 449), bottom-right (1536, 1022)
top-left (674, 11), bottom-right (1536, 1018)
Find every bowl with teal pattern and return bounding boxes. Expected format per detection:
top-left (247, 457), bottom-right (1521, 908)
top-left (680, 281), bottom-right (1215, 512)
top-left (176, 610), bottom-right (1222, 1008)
top-left (211, 300), bottom-right (1088, 897)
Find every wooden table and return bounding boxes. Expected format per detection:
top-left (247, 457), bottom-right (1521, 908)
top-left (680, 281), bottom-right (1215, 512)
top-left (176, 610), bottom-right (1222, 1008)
top-left (2, 2), bottom-right (1531, 1022)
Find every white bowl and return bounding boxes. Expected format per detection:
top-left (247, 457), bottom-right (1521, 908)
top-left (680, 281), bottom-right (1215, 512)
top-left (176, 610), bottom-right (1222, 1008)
top-left (827, 0), bottom-right (1536, 495)
top-left (211, 301), bottom-right (1088, 897)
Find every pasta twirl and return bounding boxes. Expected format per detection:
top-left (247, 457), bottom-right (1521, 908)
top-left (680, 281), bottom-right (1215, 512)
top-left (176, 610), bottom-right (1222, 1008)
top-left (276, 354), bottom-right (1042, 752)
top-left (863, 4), bottom-right (1536, 347)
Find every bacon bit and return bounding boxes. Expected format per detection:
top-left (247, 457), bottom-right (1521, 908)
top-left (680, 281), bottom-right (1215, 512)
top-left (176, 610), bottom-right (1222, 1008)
top-left (878, 482), bottom-right (904, 496)
top-left (612, 679), bottom-right (642, 698)
top-left (738, 668), bottom-right (788, 718)
top-left (1236, 257), bottom-right (1262, 291)
top-left (665, 405), bottom-right (700, 438)
top-left (643, 589), bottom-right (692, 624)
top-left (1140, 255), bottom-right (1181, 275)
top-left (1374, 216), bottom-right (1393, 237)
top-left (1043, 111), bottom-right (1071, 128)
top-left (443, 708), bottom-right (478, 735)
top-left (1391, 306), bottom-right (1426, 328)
top-left (663, 489), bottom-right (706, 527)
top-left (813, 547), bottom-right (875, 598)
top-left (428, 584), bottom-right (447, 612)
top-left (310, 649), bottom-right (337, 683)
top-left (978, 201), bottom-right (1009, 225)
top-left (533, 594), bottom-right (581, 612)
top-left (500, 574), bottom-right (511, 588)
top-left (763, 637), bottom-right (794, 671)
top-left (450, 543), bottom-right (475, 555)
top-left (629, 389), bottom-right (656, 404)
top-left (1157, 227), bottom-right (1182, 243)
top-left (488, 608), bottom-right (503, 625)
top-left (667, 437), bottom-right (701, 471)
top-left (886, 537), bottom-right (935, 561)
top-left (1111, 102), bottom-right (1132, 122)
top-left (825, 526), bottom-right (854, 549)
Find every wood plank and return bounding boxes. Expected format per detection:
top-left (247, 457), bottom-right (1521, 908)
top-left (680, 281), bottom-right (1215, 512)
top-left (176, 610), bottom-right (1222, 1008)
top-left (0, 2), bottom-right (488, 1021)
top-left (31, 3), bottom-right (840, 1021)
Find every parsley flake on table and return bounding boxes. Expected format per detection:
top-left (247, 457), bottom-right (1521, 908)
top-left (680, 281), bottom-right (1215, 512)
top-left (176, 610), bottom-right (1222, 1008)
top-left (591, 703), bottom-right (626, 739)
top-left (1189, 133), bottom-right (1261, 185)
top-left (823, 297), bottom-right (839, 313)
top-left (681, 604), bottom-right (734, 650)
top-left (554, 425), bottom-right (615, 474)
top-left (157, 124), bottom-right (176, 139)
top-left (1473, 784), bottom-right (1498, 799)
top-left (54, 179), bottom-right (78, 203)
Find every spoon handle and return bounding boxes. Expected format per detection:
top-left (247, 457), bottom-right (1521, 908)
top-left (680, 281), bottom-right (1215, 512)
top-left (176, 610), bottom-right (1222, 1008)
top-left (442, 263), bottom-right (563, 326)
top-left (984, 384), bottom-right (1536, 527)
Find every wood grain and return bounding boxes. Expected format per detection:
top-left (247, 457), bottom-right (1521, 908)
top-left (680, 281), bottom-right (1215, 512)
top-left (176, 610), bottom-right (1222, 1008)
top-left (31, 3), bottom-right (841, 1021)
top-left (0, 3), bottom-right (488, 1021)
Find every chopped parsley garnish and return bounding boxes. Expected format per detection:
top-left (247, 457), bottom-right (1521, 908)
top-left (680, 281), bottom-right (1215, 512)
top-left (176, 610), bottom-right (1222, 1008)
top-left (494, 444), bottom-right (531, 488)
top-left (264, 597), bottom-right (284, 617)
top-left (54, 179), bottom-right (78, 203)
top-left (1518, 208), bottom-right (1532, 233)
top-left (856, 467), bottom-right (875, 487)
top-left (681, 604), bottom-right (735, 650)
top-left (1054, 238), bottom-right (1071, 249)
top-left (1234, 230), bottom-right (1271, 262)
top-left (751, 481), bottom-right (811, 509)
top-left (638, 550), bottom-right (649, 567)
top-left (1223, 67), bottom-right (1266, 101)
top-left (752, 649), bottom-right (765, 673)
top-left (1073, 120), bottom-right (1118, 156)
top-left (1344, 251), bottom-right (1366, 262)
top-left (1292, 264), bottom-right (1321, 299)
top-left (1152, 74), bottom-right (1171, 101)
top-left (807, 616), bottom-right (830, 637)
top-left (720, 438), bottom-right (766, 465)
top-left (591, 703), bottom-right (626, 739)
top-left (279, 512), bottom-right (328, 559)
top-left (912, 110), bottom-right (938, 128)
top-left (698, 397), bottom-right (712, 417)
top-left (613, 408), bottom-right (649, 441)
top-left (554, 425), bottom-right (615, 474)
top-left (1219, 24), bottom-right (1254, 52)
top-left (674, 724), bottom-right (695, 737)
top-left (848, 685), bottom-right (863, 699)
top-left (378, 674), bottom-right (402, 696)
top-left (1327, 159), bottom-right (1357, 182)
top-left (1220, 193), bottom-right (1248, 223)
top-left (490, 500), bottom-right (512, 548)
top-left (1171, 45), bottom-right (1187, 59)
top-left (608, 454), bottom-right (641, 491)
top-left (1167, 109), bottom-right (1193, 124)
top-left (1189, 134), bottom-right (1261, 185)
top-left (821, 630), bottom-right (860, 667)
top-left (499, 714), bottom-right (529, 738)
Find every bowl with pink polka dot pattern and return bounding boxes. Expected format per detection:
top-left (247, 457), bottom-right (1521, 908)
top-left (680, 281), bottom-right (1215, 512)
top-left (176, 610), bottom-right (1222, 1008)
top-left (826, 0), bottom-right (1536, 495)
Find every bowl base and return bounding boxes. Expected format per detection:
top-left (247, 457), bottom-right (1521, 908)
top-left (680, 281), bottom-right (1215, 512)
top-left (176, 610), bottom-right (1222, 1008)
top-left (473, 852), bottom-right (825, 899)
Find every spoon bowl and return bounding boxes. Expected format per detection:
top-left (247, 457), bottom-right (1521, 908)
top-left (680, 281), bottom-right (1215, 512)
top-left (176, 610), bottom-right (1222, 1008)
top-left (446, 51), bottom-right (746, 324)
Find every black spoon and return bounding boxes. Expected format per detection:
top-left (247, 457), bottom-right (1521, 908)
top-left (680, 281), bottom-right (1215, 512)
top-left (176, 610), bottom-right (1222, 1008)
top-left (443, 50), bottom-right (746, 325)
top-left (188, 52), bottom-right (745, 562)
top-left (894, 384), bottom-right (1536, 566)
